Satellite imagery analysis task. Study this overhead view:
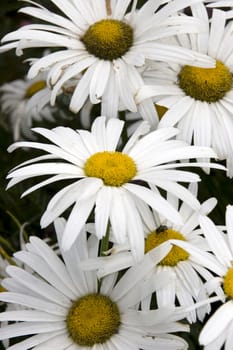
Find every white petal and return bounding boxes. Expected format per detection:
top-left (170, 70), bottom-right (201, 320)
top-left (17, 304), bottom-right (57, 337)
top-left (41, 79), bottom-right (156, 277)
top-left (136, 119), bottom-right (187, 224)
top-left (51, 55), bottom-right (97, 104)
top-left (123, 121), bottom-right (150, 154)
top-left (6, 266), bottom-right (71, 307)
top-left (40, 183), bottom-right (83, 228)
top-left (0, 322), bottom-right (65, 340)
top-left (110, 187), bottom-right (127, 244)
top-left (14, 250), bottom-right (76, 299)
top-left (30, 331), bottom-right (72, 350)
top-left (151, 179), bottom-right (200, 210)
top-left (156, 270), bottom-right (176, 307)
top-left (0, 310), bottom-right (63, 322)
top-left (0, 292), bottom-right (66, 316)
top-left (28, 51), bottom-right (79, 79)
top-left (89, 60), bottom-right (111, 104)
top-left (199, 301), bottom-right (233, 345)
top-left (111, 242), bottom-right (171, 302)
top-left (101, 66), bottom-right (119, 118)
top-left (105, 118), bottom-right (124, 151)
top-left (124, 183), bottom-right (183, 225)
top-left (69, 64), bottom-right (96, 113)
top-left (112, 0), bottom-right (131, 19)
top-left (6, 331), bottom-right (64, 350)
top-left (48, 0), bottom-right (87, 26)
top-left (7, 162), bottom-right (81, 179)
top-left (27, 236), bottom-right (77, 295)
top-left (159, 96), bottom-right (193, 128)
top-left (61, 195), bottom-right (96, 250)
top-left (95, 186), bottom-right (112, 239)
top-left (226, 205), bottom-right (233, 256)
top-left (123, 192), bottom-right (145, 261)
top-left (21, 174), bottom-right (79, 198)
top-left (114, 59), bottom-right (137, 112)
top-left (208, 9), bottom-right (226, 58)
top-left (170, 239), bottom-right (225, 276)
top-left (41, 178), bottom-right (102, 228)
top-left (200, 215), bottom-right (232, 267)
top-left (20, 6), bottom-right (79, 34)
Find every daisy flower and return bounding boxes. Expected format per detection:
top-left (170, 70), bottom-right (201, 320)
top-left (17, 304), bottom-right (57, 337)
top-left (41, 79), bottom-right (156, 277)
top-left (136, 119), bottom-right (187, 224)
top-left (136, 3), bottom-right (233, 177)
top-left (81, 183), bottom-right (224, 323)
top-left (197, 205), bottom-right (233, 350)
top-left (0, 0), bottom-right (215, 119)
top-left (6, 116), bottom-right (222, 260)
top-left (0, 218), bottom-right (190, 350)
top-left (0, 72), bottom-right (54, 140)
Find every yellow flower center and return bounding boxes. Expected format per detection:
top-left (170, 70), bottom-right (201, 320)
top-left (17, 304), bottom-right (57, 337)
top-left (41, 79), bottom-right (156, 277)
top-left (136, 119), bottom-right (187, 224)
top-left (223, 267), bottom-right (233, 299)
top-left (155, 104), bottom-right (168, 120)
top-left (145, 226), bottom-right (189, 266)
top-left (24, 80), bottom-right (47, 98)
top-left (84, 151), bottom-right (137, 186)
top-left (178, 60), bottom-right (232, 102)
top-left (66, 293), bottom-right (121, 346)
top-left (81, 19), bottom-right (134, 60)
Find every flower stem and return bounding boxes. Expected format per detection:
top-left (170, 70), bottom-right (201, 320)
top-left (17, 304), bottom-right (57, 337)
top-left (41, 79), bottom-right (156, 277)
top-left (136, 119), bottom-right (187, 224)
top-left (0, 235), bottom-right (14, 253)
top-left (6, 210), bottom-right (28, 244)
top-left (0, 246), bottom-right (16, 266)
top-left (119, 111), bottom-right (128, 144)
top-left (100, 222), bottom-right (110, 256)
top-left (106, 0), bottom-right (112, 15)
top-left (98, 222), bottom-right (111, 291)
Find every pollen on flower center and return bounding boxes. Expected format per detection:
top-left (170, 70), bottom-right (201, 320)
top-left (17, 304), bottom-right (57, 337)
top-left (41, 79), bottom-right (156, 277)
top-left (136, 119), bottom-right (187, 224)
top-left (84, 151), bottom-right (137, 186)
top-left (145, 227), bottom-right (189, 266)
top-left (223, 267), bottom-right (233, 299)
top-left (24, 80), bottom-right (47, 98)
top-left (81, 19), bottom-right (134, 60)
top-left (178, 60), bottom-right (233, 102)
top-left (66, 293), bottom-right (121, 346)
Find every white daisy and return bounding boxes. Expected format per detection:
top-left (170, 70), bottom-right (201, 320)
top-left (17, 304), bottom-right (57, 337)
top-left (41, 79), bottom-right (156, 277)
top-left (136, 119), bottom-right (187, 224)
top-left (0, 0), bottom-right (215, 119)
top-left (81, 183), bottom-right (224, 323)
top-left (135, 3), bottom-right (233, 177)
top-left (6, 116), bottom-right (222, 260)
top-left (198, 205), bottom-right (233, 350)
top-left (0, 218), bottom-right (190, 350)
top-left (0, 72), bottom-right (54, 140)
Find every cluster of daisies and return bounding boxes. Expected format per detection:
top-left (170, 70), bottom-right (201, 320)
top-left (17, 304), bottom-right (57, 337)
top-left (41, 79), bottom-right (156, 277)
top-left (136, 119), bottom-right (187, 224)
top-left (1, 0), bottom-right (233, 349)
